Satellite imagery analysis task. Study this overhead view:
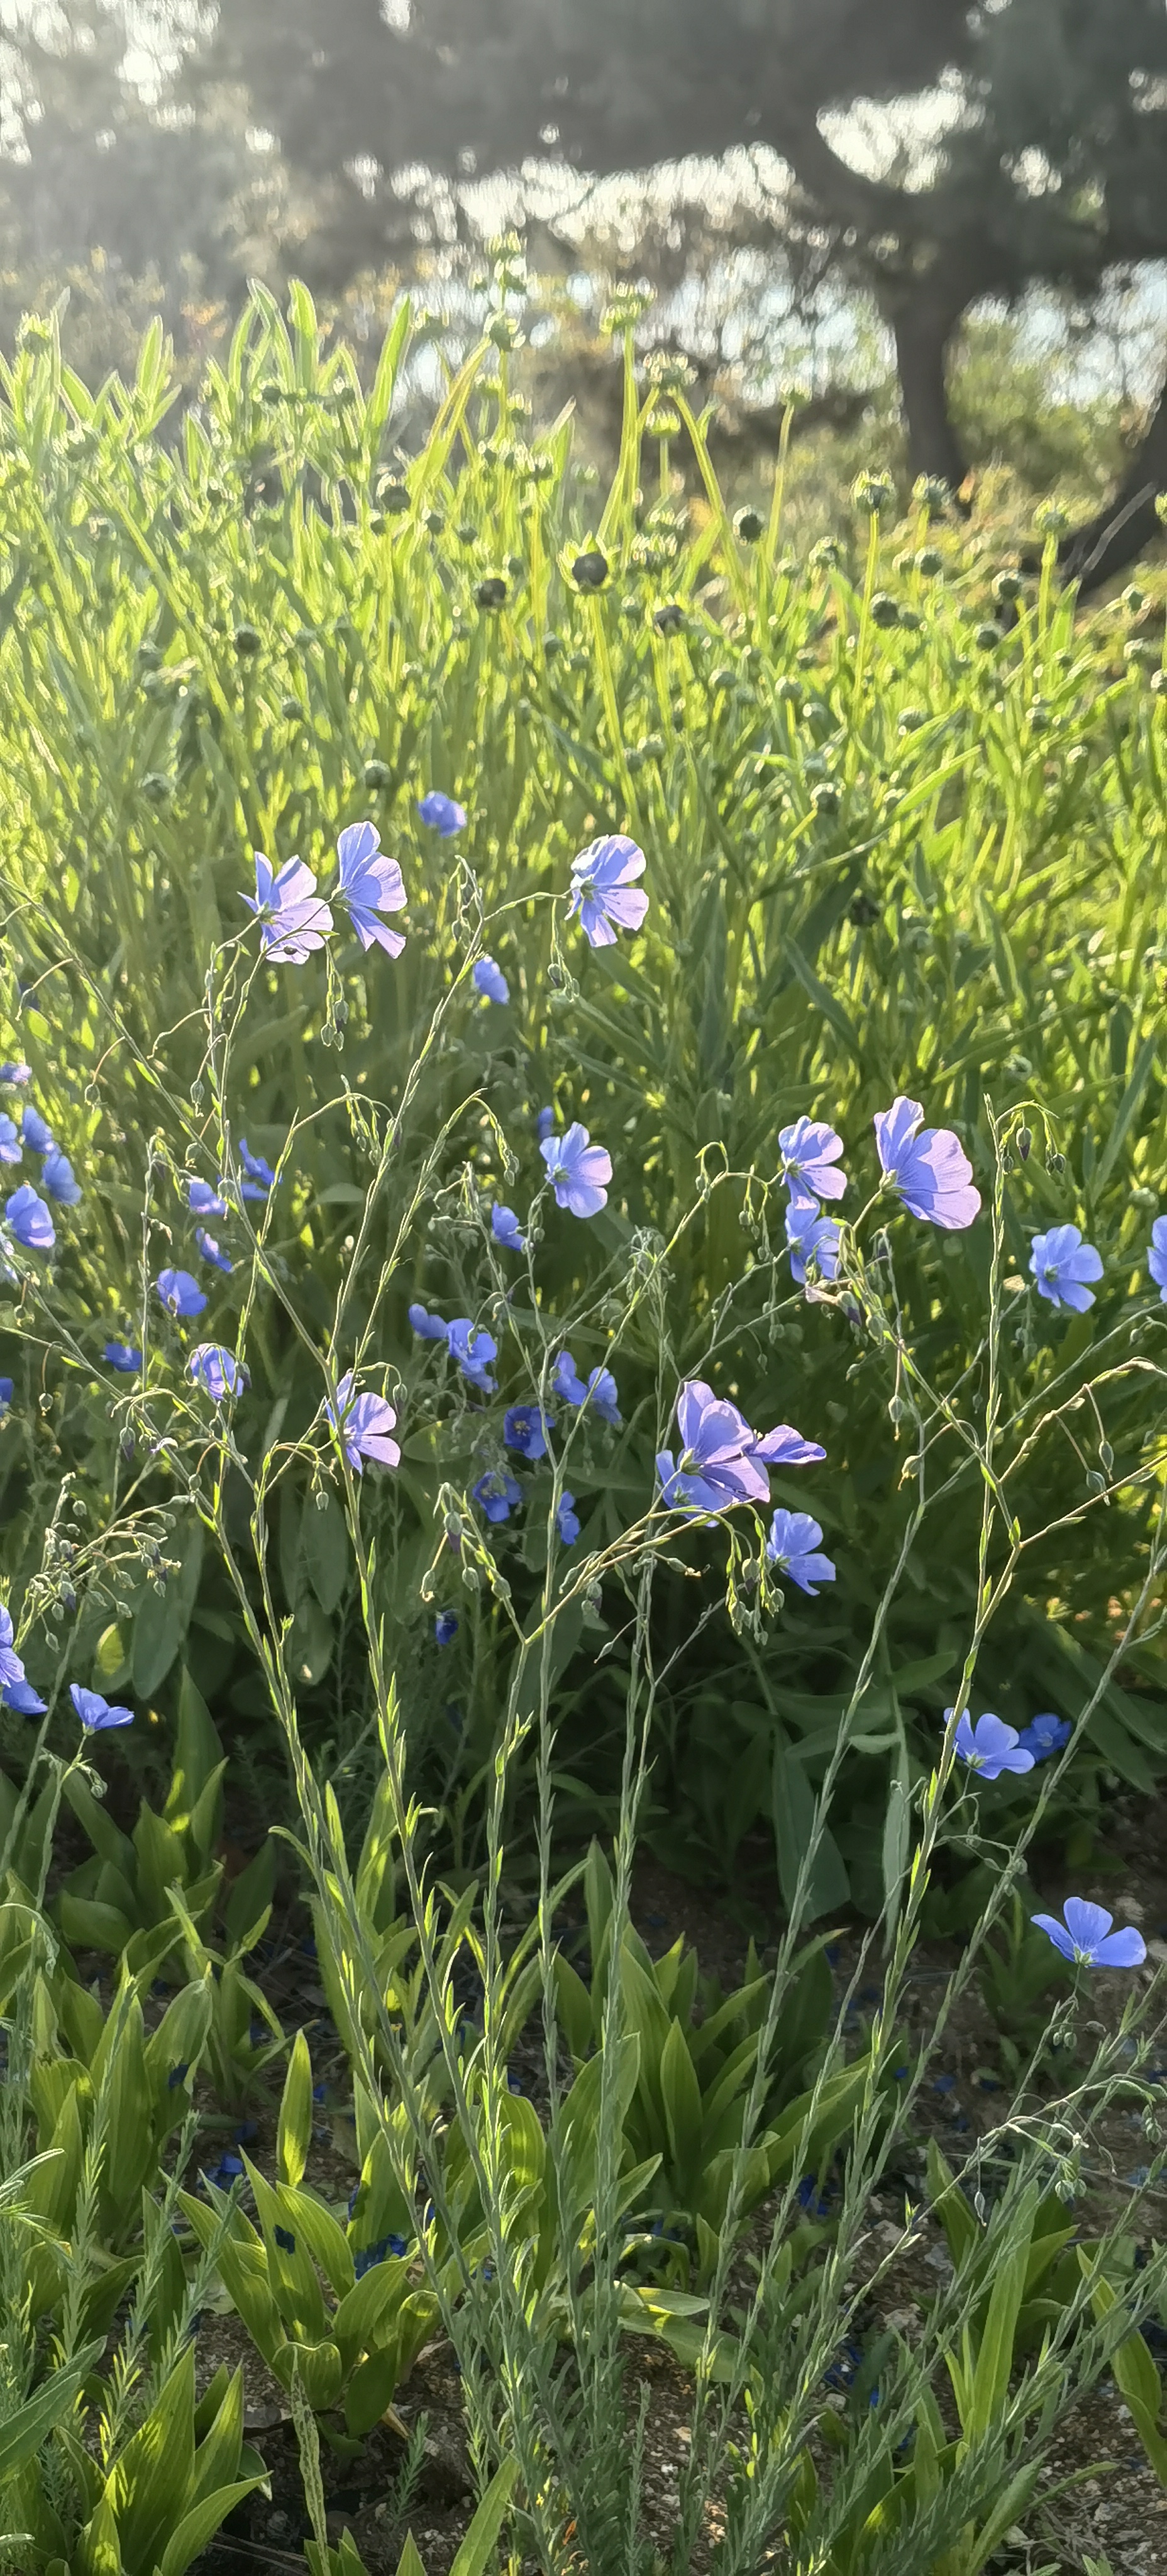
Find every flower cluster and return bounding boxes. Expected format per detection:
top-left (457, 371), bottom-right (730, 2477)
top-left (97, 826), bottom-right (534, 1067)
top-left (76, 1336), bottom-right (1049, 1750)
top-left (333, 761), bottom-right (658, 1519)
top-left (0, 1089), bottom-right (82, 1257)
top-left (241, 821), bottom-right (406, 966)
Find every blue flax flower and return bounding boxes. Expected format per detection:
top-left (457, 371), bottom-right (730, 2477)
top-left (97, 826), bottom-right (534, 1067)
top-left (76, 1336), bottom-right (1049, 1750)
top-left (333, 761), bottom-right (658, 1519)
top-left (418, 790), bottom-right (466, 836)
top-left (567, 835), bottom-right (648, 947)
top-left (328, 1370), bottom-right (400, 1471)
top-left (333, 819), bottom-right (407, 956)
top-left (207, 2151), bottom-right (245, 2191)
top-left (5, 1184), bottom-right (54, 1253)
top-left (3, 1675), bottom-right (46, 1715)
top-left (188, 1343), bottom-right (249, 1401)
top-left (408, 1302), bottom-right (449, 1341)
top-left (1029, 1223), bottom-right (1103, 1314)
top-left (0, 1116), bottom-right (19, 1164)
top-left (41, 1149), bottom-right (80, 1205)
top-left (0, 1607), bottom-right (30, 1696)
top-left (70, 1684), bottom-right (133, 1733)
top-left (0, 1379), bottom-right (11, 1413)
top-left (105, 1341), bottom-right (141, 1373)
top-left (874, 1096), bottom-right (981, 1230)
top-left (354, 2232), bottom-right (408, 2277)
top-left (1017, 1711), bottom-right (1073, 1760)
top-left (472, 1470), bottom-right (522, 1524)
top-left (0, 1062), bottom-right (30, 1085)
top-left (947, 1709), bottom-right (1034, 1780)
top-left (748, 1421), bottom-right (827, 1471)
top-left (657, 1382), bottom-right (772, 1513)
top-left (238, 1139), bottom-right (275, 1199)
top-left (491, 1204), bottom-right (526, 1252)
top-left (541, 1121), bottom-right (612, 1218)
top-left (785, 1200), bottom-right (842, 1287)
top-left (241, 852), bottom-right (333, 963)
top-left (158, 1268), bottom-right (206, 1319)
top-left (21, 1107), bottom-right (53, 1154)
top-left (1031, 1897), bottom-right (1146, 1969)
top-left (535, 1106), bottom-right (556, 1144)
top-left (196, 1228), bottom-right (233, 1275)
top-left (1150, 1216), bottom-right (1167, 1301)
top-left (553, 1352), bottom-right (621, 1423)
top-left (556, 1491), bottom-right (581, 1545)
top-left (778, 1116), bottom-right (847, 1204)
top-left (189, 1179), bottom-right (227, 1218)
top-left (504, 1404), bottom-right (553, 1461)
top-left (473, 956), bottom-right (509, 1004)
top-left (446, 1319), bottom-right (498, 1392)
top-left (434, 1611), bottom-right (459, 1646)
top-left (766, 1509), bottom-right (836, 1596)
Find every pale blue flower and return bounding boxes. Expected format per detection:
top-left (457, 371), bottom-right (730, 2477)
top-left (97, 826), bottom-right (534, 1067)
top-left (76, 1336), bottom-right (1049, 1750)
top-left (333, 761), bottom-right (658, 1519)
top-left (778, 1116), bottom-right (846, 1204)
top-left (241, 853), bottom-right (333, 963)
top-left (0, 1606), bottom-right (26, 1692)
top-left (556, 1492), bottom-right (581, 1544)
top-left (657, 1381), bottom-right (772, 1513)
top-left (535, 1107), bottom-right (556, 1143)
top-left (1017, 1711), bottom-right (1072, 1760)
top-left (328, 1370), bottom-right (400, 1472)
top-left (504, 1404), bottom-right (553, 1461)
top-left (552, 1352), bottom-right (621, 1424)
top-left (1029, 1223), bottom-right (1103, 1314)
top-left (567, 835), bottom-right (648, 947)
top-left (418, 791), bottom-right (466, 836)
top-left (408, 1302), bottom-right (448, 1341)
top-left (21, 1106), bottom-right (53, 1154)
top-left (435, 1611), bottom-right (458, 1646)
top-left (0, 1062), bottom-right (30, 1085)
top-left (189, 1179), bottom-right (227, 1218)
top-left (70, 1684), bottom-right (133, 1733)
top-left (540, 1121), bottom-right (611, 1218)
top-left (785, 1200), bottom-right (842, 1286)
top-left (0, 1115), bottom-right (19, 1164)
top-left (1031, 1897), bottom-right (1146, 1968)
top-left (875, 1096), bottom-right (981, 1230)
top-left (473, 957), bottom-right (509, 1004)
top-left (105, 1341), bottom-right (141, 1373)
top-left (334, 820), bottom-right (407, 956)
top-left (188, 1343), bottom-right (249, 1401)
top-left (238, 1139), bottom-right (275, 1199)
top-left (1149, 1216), bottom-right (1167, 1302)
top-left (196, 1227), bottom-right (233, 1275)
top-left (472, 1470), bottom-right (521, 1524)
top-left (3, 1675), bottom-right (46, 1716)
top-left (158, 1268), bottom-right (206, 1319)
top-left (5, 1184), bottom-right (54, 1253)
top-left (491, 1204), bottom-right (526, 1252)
top-left (446, 1319), bottom-right (498, 1392)
top-left (42, 1148), bottom-right (80, 1205)
top-left (766, 1509), bottom-right (836, 1596)
top-left (947, 1709), bottom-right (1034, 1779)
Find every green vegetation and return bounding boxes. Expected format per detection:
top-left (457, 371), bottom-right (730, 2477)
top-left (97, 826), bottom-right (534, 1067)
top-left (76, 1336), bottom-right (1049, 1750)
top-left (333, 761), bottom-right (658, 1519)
top-left (0, 277), bottom-right (1165, 2573)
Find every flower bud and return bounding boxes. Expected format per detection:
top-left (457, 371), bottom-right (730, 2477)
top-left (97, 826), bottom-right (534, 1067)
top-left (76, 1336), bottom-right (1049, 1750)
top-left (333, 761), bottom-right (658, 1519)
top-left (734, 507), bottom-right (763, 543)
top-left (1016, 1125), bottom-right (1032, 1161)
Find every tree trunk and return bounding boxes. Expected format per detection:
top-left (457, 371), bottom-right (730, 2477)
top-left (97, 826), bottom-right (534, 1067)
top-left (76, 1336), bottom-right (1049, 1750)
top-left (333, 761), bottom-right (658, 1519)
top-left (888, 296), bottom-right (970, 496)
top-left (1057, 363), bottom-right (1167, 591)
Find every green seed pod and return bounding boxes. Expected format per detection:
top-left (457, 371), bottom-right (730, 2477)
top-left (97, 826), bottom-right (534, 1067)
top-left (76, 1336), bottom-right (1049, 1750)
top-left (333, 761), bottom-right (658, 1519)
top-left (869, 593), bottom-right (899, 629)
top-left (572, 547), bottom-right (609, 591)
top-left (734, 507), bottom-right (763, 542)
top-left (915, 547), bottom-right (943, 577)
top-left (974, 623), bottom-right (1002, 652)
top-left (233, 623), bottom-right (262, 657)
top-left (363, 758), bottom-right (392, 789)
top-left (475, 575), bottom-right (507, 609)
top-left (992, 570), bottom-right (1022, 605)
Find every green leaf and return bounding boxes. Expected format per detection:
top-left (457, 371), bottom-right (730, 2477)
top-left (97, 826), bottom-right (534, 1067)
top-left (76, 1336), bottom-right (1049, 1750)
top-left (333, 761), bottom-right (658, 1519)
top-left (0, 2343), bottom-right (101, 2482)
top-left (658, 2018), bottom-right (705, 2187)
top-left (304, 1489), bottom-right (351, 1615)
top-left (395, 2537), bottom-right (428, 2576)
top-left (277, 2029), bottom-right (314, 2190)
top-left (156, 2479), bottom-right (268, 2576)
top-left (104, 2345), bottom-right (197, 2572)
top-left (447, 2458), bottom-right (519, 2576)
top-left (287, 1595), bottom-right (335, 1687)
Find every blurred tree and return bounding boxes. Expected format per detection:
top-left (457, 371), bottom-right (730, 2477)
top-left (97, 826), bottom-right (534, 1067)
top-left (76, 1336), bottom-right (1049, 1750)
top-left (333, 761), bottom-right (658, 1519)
top-left (203, 0), bottom-right (1167, 576)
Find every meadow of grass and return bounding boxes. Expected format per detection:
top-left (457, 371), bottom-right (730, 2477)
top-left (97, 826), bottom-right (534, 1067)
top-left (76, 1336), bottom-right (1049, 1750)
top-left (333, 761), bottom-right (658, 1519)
top-left (0, 271), bottom-right (1166, 2576)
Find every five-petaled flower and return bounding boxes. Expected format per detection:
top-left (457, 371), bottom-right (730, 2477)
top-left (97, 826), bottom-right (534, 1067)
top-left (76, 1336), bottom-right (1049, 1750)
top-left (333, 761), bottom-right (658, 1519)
top-left (472, 1470), bottom-right (522, 1524)
top-left (105, 1340), bottom-right (141, 1373)
top-left (42, 1148), bottom-right (80, 1205)
top-left (5, 1184), bottom-right (55, 1253)
top-left (1017, 1711), bottom-right (1073, 1760)
top-left (188, 1343), bottom-right (249, 1401)
top-left (189, 1179), bottom-right (227, 1218)
top-left (3, 1675), bottom-right (46, 1715)
top-left (779, 1116), bottom-right (846, 1204)
top-left (473, 956), bottom-right (509, 1004)
top-left (504, 1404), bottom-right (553, 1461)
top-left (541, 1121), bottom-right (612, 1219)
top-left (1150, 1215), bottom-right (1167, 1303)
top-left (328, 1370), bottom-right (401, 1472)
top-left (196, 1227), bottom-right (233, 1275)
top-left (874, 1096), bottom-right (981, 1230)
top-left (1031, 1897), bottom-right (1146, 1969)
top-left (785, 1200), bottom-right (842, 1287)
top-left (766, 1509), bottom-right (836, 1596)
top-left (158, 1268), bottom-right (206, 1319)
top-left (556, 1492), bottom-right (581, 1545)
top-left (0, 1062), bottom-right (30, 1085)
top-left (408, 1302), bottom-right (449, 1341)
top-left (241, 853), bottom-right (333, 963)
top-left (552, 1352), bottom-right (621, 1423)
top-left (490, 1204), bottom-right (526, 1253)
top-left (535, 1106), bottom-right (556, 1144)
top-left (1029, 1223), bottom-right (1103, 1314)
top-left (446, 1319), bottom-right (498, 1392)
top-left (567, 835), bottom-right (649, 948)
top-left (22, 1106), bottom-right (53, 1154)
top-left (70, 1684), bottom-right (133, 1733)
top-left (418, 790), bottom-right (466, 836)
top-left (947, 1709), bottom-right (1034, 1779)
top-left (0, 1606), bottom-right (27, 1695)
top-left (334, 820), bottom-right (407, 955)
top-left (0, 1115), bottom-right (19, 1164)
top-left (238, 1139), bottom-right (276, 1199)
top-left (657, 1383), bottom-right (770, 1514)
